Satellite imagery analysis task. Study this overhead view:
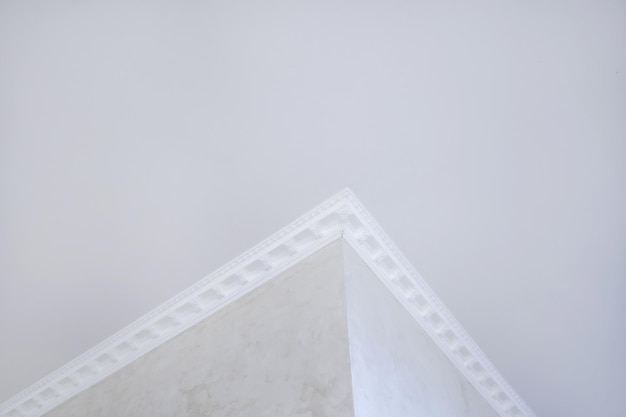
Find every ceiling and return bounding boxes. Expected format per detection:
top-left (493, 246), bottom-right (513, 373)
top-left (1, 1), bottom-right (624, 416)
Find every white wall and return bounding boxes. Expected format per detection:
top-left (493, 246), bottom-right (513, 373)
top-left (44, 241), bottom-right (354, 417)
top-left (1, 2), bottom-right (625, 416)
top-left (40, 240), bottom-right (508, 417)
top-left (344, 242), bottom-right (499, 417)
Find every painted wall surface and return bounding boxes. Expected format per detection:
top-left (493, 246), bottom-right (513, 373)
top-left (44, 241), bottom-right (354, 417)
top-left (2, 2), bottom-right (625, 416)
top-left (343, 243), bottom-right (499, 417)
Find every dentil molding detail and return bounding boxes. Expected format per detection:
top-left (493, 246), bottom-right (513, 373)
top-left (0, 189), bottom-right (537, 417)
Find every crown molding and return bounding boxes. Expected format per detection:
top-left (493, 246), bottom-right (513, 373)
top-left (0, 189), bottom-right (537, 417)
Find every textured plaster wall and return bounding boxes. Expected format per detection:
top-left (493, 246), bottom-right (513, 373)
top-left (343, 243), bottom-right (499, 417)
top-left (44, 241), bottom-right (354, 417)
top-left (42, 240), bottom-right (504, 417)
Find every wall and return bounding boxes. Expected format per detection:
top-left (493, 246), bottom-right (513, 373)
top-left (343, 242), bottom-right (499, 417)
top-left (2, 2), bottom-right (625, 416)
top-left (40, 239), bottom-right (511, 416)
top-left (44, 241), bottom-right (354, 417)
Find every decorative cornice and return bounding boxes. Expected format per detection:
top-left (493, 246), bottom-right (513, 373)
top-left (0, 189), bottom-right (537, 417)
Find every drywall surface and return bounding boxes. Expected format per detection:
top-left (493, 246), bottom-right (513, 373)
top-left (343, 242), bottom-right (499, 417)
top-left (44, 241), bottom-right (354, 417)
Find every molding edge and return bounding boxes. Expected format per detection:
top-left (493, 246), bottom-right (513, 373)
top-left (0, 189), bottom-right (537, 417)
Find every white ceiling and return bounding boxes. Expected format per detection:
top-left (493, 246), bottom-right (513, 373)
top-left (1, 1), bottom-right (624, 416)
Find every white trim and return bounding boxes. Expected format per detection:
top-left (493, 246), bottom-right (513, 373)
top-left (0, 189), bottom-right (536, 417)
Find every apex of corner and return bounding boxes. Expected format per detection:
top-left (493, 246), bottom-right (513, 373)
top-left (335, 187), bottom-right (361, 206)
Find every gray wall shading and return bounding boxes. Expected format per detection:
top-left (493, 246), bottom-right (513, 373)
top-left (44, 241), bottom-right (354, 417)
top-left (42, 240), bottom-right (504, 417)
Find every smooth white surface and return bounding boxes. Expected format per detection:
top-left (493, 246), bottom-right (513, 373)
top-left (344, 242), bottom-right (498, 417)
top-left (1, 1), bottom-right (625, 416)
top-left (43, 241), bottom-right (354, 417)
